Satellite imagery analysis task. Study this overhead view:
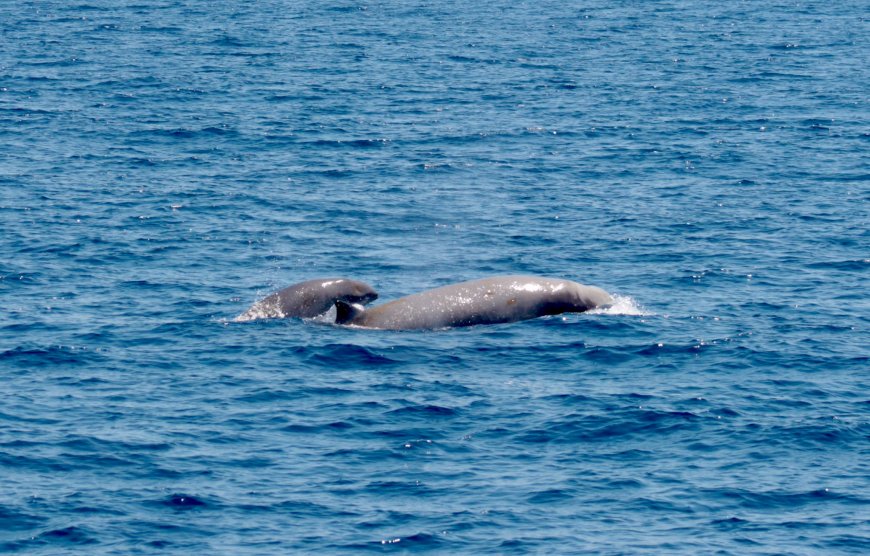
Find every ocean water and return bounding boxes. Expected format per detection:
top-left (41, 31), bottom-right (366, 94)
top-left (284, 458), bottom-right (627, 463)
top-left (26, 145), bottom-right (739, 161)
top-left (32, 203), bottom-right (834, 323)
top-left (1, 0), bottom-right (868, 553)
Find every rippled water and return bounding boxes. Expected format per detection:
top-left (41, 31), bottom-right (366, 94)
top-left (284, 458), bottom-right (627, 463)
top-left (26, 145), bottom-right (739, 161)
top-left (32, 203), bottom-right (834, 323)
top-left (2, 1), bottom-right (868, 553)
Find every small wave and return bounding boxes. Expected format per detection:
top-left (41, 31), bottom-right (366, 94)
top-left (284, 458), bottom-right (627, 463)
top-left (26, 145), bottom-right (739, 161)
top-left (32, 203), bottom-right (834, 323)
top-left (590, 294), bottom-right (650, 316)
top-left (387, 404), bottom-right (458, 418)
top-left (1, 345), bottom-right (106, 367)
top-left (705, 487), bottom-right (863, 511)
top-left (158, 494), bottom-right (209, 509)
top-left (341, 531), bottom-right (449, 551)
top-left (806, 259), bottom-right (869, 272)
top-left (36, 525), bottom-right (98, 546)
top-left (0, 504), bottom-right (46, 531)
top-left (528, 489), bottom-right (573, 504)
top-left (306, 344), bottom-right (400, 367)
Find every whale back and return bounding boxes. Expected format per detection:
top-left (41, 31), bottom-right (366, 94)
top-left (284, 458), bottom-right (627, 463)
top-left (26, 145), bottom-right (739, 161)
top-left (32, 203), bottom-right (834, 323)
top-left (338, 276), bottom-right (611, 330)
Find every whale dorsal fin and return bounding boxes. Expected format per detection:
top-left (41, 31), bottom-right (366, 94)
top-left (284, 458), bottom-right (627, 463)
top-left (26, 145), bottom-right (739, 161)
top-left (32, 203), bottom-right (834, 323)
top-left (335, 300), bottom-right (365, 325)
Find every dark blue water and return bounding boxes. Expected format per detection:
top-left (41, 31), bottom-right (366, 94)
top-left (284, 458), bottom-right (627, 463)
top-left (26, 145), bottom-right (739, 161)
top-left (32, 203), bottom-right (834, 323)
top-left (2, 0), bottom-right (868, 553)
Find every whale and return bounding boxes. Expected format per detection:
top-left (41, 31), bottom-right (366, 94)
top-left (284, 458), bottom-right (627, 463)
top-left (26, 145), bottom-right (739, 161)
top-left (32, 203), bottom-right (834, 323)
top-left (235, 278), bottom-right (378, 322)
top-left (334, 275), bottom-right (611, 330)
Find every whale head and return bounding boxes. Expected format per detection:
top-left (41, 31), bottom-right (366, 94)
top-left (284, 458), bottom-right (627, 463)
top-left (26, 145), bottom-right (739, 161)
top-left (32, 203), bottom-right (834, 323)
top-left (569, 283), bottom-right (613, 311)
top-left (336, 279), bottom-right (378, 306)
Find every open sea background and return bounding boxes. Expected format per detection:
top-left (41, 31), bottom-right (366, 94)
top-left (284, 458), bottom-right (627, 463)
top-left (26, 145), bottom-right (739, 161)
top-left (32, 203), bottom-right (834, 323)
top-left (1, 0), bottom-right (868, 553)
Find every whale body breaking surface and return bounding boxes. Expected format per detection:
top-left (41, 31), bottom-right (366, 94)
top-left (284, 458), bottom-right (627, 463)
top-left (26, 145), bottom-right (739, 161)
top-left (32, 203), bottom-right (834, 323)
top-left (235, 278), bottom-right (378, 322)
top-left (238, 275), bottom-right (612, 330)
top-left (335, 275), bottom-right (611, 330)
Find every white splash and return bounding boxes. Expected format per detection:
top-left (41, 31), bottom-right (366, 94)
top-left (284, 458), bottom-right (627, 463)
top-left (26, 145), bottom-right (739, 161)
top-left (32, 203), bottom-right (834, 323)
top-left (309, 304), bottom-right (337, 323)
top-left (589, 294), bottom-right (650, 316)
top-left (233, 299), bottom-right (285, 322)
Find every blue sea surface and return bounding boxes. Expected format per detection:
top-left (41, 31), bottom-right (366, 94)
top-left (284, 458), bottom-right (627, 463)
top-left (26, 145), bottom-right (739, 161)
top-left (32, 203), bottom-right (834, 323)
top-left (1, 0), bottom-right (868, 553)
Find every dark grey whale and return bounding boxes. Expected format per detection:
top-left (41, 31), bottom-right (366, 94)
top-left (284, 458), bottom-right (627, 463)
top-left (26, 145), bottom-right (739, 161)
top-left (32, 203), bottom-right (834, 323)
top-left (236, 278), bottom-right (377, 322)
top-left (334, 275), bottom-right (611, 330)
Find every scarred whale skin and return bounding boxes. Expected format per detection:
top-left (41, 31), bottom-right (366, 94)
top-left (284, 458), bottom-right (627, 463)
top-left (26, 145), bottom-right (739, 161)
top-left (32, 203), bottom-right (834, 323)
top-left (236, 278), bottom-right (378, 322)
top-left (335, 275), bottom-right (611, 330)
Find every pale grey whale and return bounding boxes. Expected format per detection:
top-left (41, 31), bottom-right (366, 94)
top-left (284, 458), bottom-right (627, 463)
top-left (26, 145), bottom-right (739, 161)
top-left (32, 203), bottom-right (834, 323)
top-left (334, 275), bottom-right (611, 330)
top-left (235, 278), bottom-right (378, 322)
